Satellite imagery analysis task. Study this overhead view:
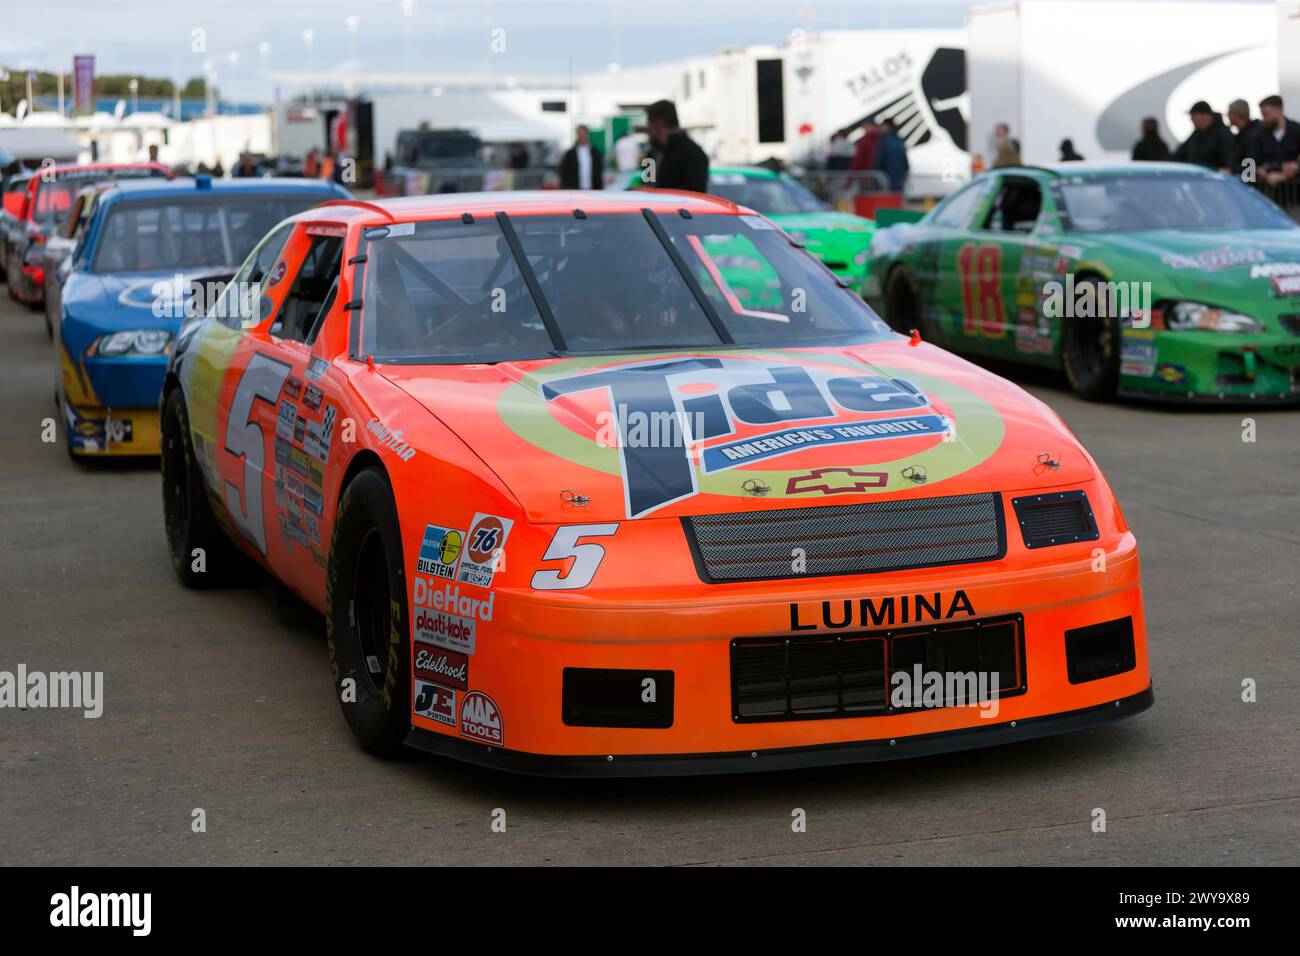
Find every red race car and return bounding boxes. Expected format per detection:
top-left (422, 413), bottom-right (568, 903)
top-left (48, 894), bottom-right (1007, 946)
top-left (4, 162), bottom-right (169, 317)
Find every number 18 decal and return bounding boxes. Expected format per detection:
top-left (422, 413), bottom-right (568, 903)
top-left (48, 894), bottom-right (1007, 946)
top-left (956, 242), bottom-right (1006, 339)
top-left (224, 352), bottom-right (291, 554)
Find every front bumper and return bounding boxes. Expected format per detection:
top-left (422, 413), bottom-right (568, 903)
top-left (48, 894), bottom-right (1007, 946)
top-left (407, 529), bottom-right (1152, 774)
top-left (64, 402), bottom-right (161, 456)
top-left (407, 684), bottom-right (1153, 777)
top-left (1119, 329), bottom-right (1300, 403)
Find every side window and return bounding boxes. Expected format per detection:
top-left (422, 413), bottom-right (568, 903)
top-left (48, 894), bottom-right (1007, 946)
top-left (272, 234), bottom-right (344, 343)
top-left (216, 223), bottom-right (294, 330)
top-left (930, 181), bottom-right (991, 229)
top-left (981, 178), bottom-right (1042, 234)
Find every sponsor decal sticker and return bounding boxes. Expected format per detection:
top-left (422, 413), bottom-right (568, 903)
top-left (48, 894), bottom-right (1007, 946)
top-left (460, 690), bottom-right (504, 745)
top-left (413, 680), bottom-right (457, 727)
top-left (303, 383), bottom-right (323, 411)
top-left (414, 640), bottom-right (469, 690)
top-left (456, 513), bottom-right (513, 588)
top-left (416, 524), bottom-right (464, 580)
top-left (1157, 363), bottom-right (1186, 385)
top-left (267, 260), bottom-right (288, 287)
top-left (503, 353), bottom-right (1005, 518)
top-left (305, 356), bottom-right (329, 381)
top-left (414, 606), bottom-right (477, 655)
top-left (275, 400), bottom-right (298, 441)
top-left (1161, 247), bottom-right (1266, 271)
top-left (785, 466), bottom-right (889, 495)
top-left (1272, 275), bottom-right (1300, 297)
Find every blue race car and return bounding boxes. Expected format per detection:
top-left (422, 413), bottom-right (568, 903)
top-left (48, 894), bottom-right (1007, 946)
top-left (56, 175), bottom-right (350, 457)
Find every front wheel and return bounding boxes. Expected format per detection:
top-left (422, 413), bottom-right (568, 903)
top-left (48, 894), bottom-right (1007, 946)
top-left (327, 467), bottom-right (411, 757)
top-left (883, 265), bottom-right (922, 335)
top-left (1061, 277), bottom-right (1120, 401)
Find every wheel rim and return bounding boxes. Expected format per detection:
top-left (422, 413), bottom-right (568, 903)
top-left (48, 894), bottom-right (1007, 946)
top-left (351, 528), bottom-right (392, 695)
top-left (161, 413), bottom-right (190, 559)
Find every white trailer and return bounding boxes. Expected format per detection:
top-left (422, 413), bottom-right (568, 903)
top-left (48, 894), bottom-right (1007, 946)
top-left (967, 0), bottom-right (1278, 167)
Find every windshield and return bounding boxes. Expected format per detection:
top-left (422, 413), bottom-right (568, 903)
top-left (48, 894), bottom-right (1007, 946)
top-left (34, 168), bottom-right (165, 225)
top-left (92, 195), bottom-right (328, 274)
top-left (706, 173), bottom-right (827, 214)
top-left (1055, 173), bottom-right (1297, 232)
top-left (359, 211), bottom-right (889, 363)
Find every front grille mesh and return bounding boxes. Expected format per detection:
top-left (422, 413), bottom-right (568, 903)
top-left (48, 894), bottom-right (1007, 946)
top-left (686, 493), bottom-right (1004, 582)
top-left (732, 616), bottom-right (1024, 721)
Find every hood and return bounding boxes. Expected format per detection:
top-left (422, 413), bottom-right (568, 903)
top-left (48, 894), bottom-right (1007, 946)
top-left (1087, 228), bottom-right (1300, 298)
top-left (382, 341), bottom-right (1095, 524)
top-left (61, 267), bottom-right (238, 357)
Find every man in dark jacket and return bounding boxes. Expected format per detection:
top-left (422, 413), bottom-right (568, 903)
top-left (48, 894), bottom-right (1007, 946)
top-left (1173, 101), bottom-right (1234, 171)
top-left (873, 118), bottom-right (910, 192)
top-left (558, 125), bottom-right (604, 190)
top-left (644, 100), bottom-right (709, 193)
top-left (1131, 117), bottom-right (1170, 161)
top-left (1226, 99), bottom-right (1259, 175)
top-left (1248, 94), bottom-right (1300, 186)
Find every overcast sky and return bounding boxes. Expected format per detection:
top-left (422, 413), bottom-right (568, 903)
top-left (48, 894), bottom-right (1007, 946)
top-left (0, 0), bottom-right (1271, 102)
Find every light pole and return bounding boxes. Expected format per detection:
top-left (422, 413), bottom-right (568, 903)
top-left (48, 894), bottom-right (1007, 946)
top-left (128, 77), bottom-right (138, 115)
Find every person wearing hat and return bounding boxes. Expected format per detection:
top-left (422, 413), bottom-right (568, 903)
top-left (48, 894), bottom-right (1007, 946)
top-left (1173, 101), bottom-right (1234, 172)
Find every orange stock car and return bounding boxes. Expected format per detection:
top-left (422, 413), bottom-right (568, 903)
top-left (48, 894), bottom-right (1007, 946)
top-left (161, 190), bottom-right (1152, 776)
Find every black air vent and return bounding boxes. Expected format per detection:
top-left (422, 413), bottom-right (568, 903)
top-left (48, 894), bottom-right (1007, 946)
top-left (731, 615), bottom-right (1025, 722)
top-left (1012, 490), bottom-right (1098, 549)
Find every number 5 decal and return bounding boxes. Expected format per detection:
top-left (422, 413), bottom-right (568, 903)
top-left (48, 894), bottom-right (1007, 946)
top-left (224, 352), bottom-right (291, 554)
top-left (531, 524), bottom-right (619, 591)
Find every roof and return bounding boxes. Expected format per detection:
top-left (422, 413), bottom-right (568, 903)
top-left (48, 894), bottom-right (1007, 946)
top-left (302, 189), bottom-right (744, 226)
top-left (0, 127), bottom-right (81, 162)
top-left (710, 164), bottom-right (783, 179)
top-left (97, 176), bottom-right (348, 205)
top-left (994, 161), bottom-right (1218, 178)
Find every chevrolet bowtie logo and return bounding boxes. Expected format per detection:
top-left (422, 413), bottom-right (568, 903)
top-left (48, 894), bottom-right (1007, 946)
top-left (785, 467), bottom-right (889, 495)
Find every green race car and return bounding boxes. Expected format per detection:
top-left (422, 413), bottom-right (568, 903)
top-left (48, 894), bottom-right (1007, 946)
top-left (616, 164), bottom-right (876, 289)
top-left (863, 162), bottom-right (1300, 403)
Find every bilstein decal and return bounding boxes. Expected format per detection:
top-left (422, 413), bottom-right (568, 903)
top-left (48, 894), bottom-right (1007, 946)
top-left (790, 590), bottom-right (976, 631)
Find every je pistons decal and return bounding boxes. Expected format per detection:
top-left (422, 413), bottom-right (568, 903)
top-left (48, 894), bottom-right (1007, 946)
top-left (536, 356), bottom-right (950, 518)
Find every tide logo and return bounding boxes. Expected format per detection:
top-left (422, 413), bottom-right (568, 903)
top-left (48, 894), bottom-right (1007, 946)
top-left (540, 357), bottom-right (944, 517)
top-left (460, 691), bottom-right (503, 745)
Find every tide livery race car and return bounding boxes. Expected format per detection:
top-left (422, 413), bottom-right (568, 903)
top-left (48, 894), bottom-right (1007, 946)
top-left (865, 163), bottom-right (1300, 402)
top-left (162, 190), bottom-right (1151, 775)
top-left (57, 175), bottom-right (349, 457)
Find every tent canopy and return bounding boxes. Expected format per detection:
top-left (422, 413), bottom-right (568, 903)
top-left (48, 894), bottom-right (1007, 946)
top-left (0, 127), bottom-right (82, 163)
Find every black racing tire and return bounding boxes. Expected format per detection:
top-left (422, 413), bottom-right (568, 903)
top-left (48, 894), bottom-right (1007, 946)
top-left (883, 265), bottom-right (923, 336)
top-left (326, 466), bottom-right (411, 757)
top-left (1061, 276), bottom-right (1120, 402)
top-left (160, 386), bottom-right (246, 587)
